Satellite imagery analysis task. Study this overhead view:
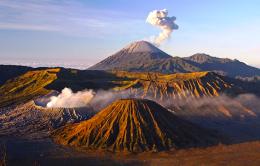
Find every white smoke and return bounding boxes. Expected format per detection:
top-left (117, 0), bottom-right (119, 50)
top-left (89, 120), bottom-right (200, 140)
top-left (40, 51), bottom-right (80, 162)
top-left (89, 89), bottom-right (135, 110)
top-left (46, 87), bottom-right (260, 120)
top-left (46, 88), bottom-right (135, 109)
top-left (46, 87), bottom-right (94, 108)
top-left (146, 9), bottom-right (179, 46)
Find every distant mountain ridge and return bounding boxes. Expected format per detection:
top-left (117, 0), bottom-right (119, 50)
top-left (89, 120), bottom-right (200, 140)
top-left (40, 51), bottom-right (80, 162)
top-left (89, 41), bottom-right (260, 77)
top-left (184, 53), bottom-right (260, 77)
top-left (185, 53), bottom-right (237, 64)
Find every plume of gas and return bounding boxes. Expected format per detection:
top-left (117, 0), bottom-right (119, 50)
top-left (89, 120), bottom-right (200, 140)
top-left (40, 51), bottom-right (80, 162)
top-left (46, 87), bottom-right (94, 108)
top-left (146, 9), bottom-right (178, 45)
top-left (46, 88), bottom-right (260, 119)
top-left (46, 88), bottom-right (136, 109)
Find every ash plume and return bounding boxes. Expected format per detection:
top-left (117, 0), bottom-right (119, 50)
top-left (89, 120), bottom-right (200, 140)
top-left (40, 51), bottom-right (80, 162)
top-left (46, 87), bottom-right (94, 108)
top-left (146, 9), bottom-right (179, 46)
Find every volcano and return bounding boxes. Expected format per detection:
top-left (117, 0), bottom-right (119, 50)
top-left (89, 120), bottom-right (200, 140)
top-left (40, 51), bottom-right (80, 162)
top-left (88, 41), bottom-right (174, 71)
top-left (52, 99), bottom-right (222, 152)
top-left (88, 41), bottom-right (260, 77)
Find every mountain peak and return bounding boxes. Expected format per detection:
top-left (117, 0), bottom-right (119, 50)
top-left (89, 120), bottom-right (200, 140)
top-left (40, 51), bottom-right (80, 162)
top-left (88, 41), bottom-right (260, 77)
top-left (52, 98), bottom-right (221, 152)
top-left (186, 53), bottom-right (233, 64)
top-left (88, 40), bottom-right (172, 71)
top-left (122, 40), bottom-right (163, 54)
top-left (187, 53), bottom-right (214, 63)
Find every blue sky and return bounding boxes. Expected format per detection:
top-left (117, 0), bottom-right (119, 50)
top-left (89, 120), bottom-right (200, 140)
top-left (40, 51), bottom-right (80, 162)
top-left (0, 0), bottom-right (260, 68)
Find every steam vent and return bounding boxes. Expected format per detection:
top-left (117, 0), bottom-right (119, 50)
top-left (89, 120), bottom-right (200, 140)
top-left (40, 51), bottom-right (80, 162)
top-left (52, 99), bottom-right (221, 153)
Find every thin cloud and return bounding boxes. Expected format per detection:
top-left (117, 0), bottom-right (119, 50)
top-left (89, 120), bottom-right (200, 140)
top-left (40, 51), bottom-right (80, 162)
top-left (0, 23), bottom-right (60, 31)
top-left (0, 0), bottom-right (140, 36)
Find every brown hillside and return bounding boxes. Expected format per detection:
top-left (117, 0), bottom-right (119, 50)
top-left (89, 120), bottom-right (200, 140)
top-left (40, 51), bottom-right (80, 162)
top-left (1, 68), bottom-right (253, 108)
top-left (113, 71), bottom-right (234, 99)
top-left (0, 68), bottom-right (59, 107)
top-left (52, 99), bottom-right (222, 153)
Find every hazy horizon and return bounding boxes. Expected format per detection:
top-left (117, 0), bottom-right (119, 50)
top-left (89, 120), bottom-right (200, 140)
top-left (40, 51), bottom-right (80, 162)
top-left (1, 48), bottom-right (260, 69)
top-left (0, 0), bottom-right (260, 68)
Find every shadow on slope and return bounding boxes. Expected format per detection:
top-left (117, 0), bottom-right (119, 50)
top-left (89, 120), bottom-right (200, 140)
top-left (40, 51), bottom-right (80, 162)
top-left (164, 93), bottom-right (260, 144)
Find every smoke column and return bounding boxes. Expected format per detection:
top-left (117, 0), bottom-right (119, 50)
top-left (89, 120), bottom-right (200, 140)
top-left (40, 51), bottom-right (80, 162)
top-left (47, 87), bottom-right (94, 108)
top-left (146, 9), bottom-right (178, 46)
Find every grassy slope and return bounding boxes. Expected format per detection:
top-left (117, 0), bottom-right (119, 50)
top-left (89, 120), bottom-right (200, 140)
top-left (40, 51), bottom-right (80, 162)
top-left (0, 68), bottom-right (131, 107)
top-left (0, 68), bottom-right (60, 107)
top-left (0, 65), bottom-right (33, 85)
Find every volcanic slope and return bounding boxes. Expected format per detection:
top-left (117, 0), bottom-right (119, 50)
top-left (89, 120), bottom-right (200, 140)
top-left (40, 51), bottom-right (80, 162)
top-left (113, 71), bottom-right (240, 99)
top-left (0, 100), bottom-right (94, 139)
top-left (52, 99), bottom-right (222, 153)
top-left (0, 65), bottom-right (32, 85)
top-left (89, 41), bottom-right (260, 77)
top-left (88, 41), bottom-right (200, 73)
top-left (1, 67), bottom-right (256, 108)
top-left (0, 68), bottom-right (60, 107)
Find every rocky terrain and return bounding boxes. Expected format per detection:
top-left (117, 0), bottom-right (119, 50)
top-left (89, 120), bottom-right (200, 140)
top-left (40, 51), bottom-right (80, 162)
top-left (113, 71), bottom-right (237, 99)
top-left (0, 64), bottom-right (259, 165)
top-left (0, 99), bottom-right (94, 139)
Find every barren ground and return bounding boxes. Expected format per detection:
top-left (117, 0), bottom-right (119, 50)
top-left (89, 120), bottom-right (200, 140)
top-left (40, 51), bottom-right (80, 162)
top-left (1, 137), bottom-right (260, 166)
